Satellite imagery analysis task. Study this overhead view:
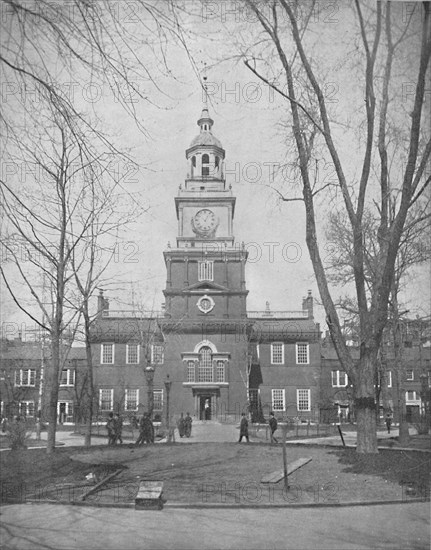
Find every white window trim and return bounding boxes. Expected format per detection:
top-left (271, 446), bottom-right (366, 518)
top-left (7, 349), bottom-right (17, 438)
top-left (15, 369), bottom-right (36, 387)
top-left (125, 389), bottom-right (139, 411)
top-left (151, 344), bottom-right (164, 364)
top-left (20, 400), bottom-right (35, 417)
top-left (99, 389), bottom-right (114, 411)
top-left (101, 343), bottom-right (114, 364)
top-left (387, 371), bottom-right (392, 388)
top-left (296, 343), bottom-right (309, 365)
top-left (198, 260), bottom-right (214, 282)
top-left (297, 389), bottom-right (311, 412)
top-left (271, 388), bottom-right (286, 412)
top-left (59, 369), bottom-right (75, 387)
top-left (406, 370), bottom-right (414, 381)
top-left (270, 343), bottom-right (284, 365)
top-left (126, 344), bottom-right (140, 365)
top-left (405, 390), bottom-right (420, 403)
top-left (331, 370), bottom-right (348, 387)
top-left (153, 389), bottom-right (164, 411)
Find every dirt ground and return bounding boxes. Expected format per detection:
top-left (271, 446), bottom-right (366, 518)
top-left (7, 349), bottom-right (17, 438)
top-left (1, 442), bottom-right (429, 506)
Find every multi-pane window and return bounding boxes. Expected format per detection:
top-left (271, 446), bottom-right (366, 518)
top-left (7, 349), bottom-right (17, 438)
top-left (20, 401), bottom-right (35, 417)
top-left (406, 369), bottom-right (414, 381)
top-left (198, 346), bottom-right (213, 382)
top-left (198, 261), bottom-right (214, 281)
top-left (15, 369), bottom-right (36, 387)
top-left (99, 389), bottom-right (113, 411)
top-left (151, 345), bottom-right (164, 365)
top-left (216, 360), bottom-right (225, 382)
top-left (153, 390), bottom-right (163, 411)
top-left (59, 369), bottom-right (75, 386)
top-left (296, 343), bottom-right (309, 364)
top-left (202, 153), bottom-right (210, 176)
top-left (126, 344), bottom-right (139, 364)
top-left (272, 389), bottom-right (285, 412)
top-left (297, 389), bottom-right (311, 411)
top-left (271, 343), bottom-right (284, 365)
top-left (125, 389), bottom-right (139, 411)
top-left (101, 343), bottom-right (114, 364)
top-left (331, 370), bottom-right (348, 387)
top-left (406, 390), bottom-right (419, 401)
top-left (187, 361), bottom-right (196, 383)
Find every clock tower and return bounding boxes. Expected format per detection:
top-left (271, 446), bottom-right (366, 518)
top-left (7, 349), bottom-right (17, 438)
top-left (163, 100), bottom-right (248, 321)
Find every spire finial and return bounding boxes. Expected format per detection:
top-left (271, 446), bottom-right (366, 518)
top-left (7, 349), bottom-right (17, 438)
top-left (203, 62), bottom-right (208, 106)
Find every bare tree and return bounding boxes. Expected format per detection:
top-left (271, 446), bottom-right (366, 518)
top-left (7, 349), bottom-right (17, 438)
top-left (237, 1), bottom-right (430, 452)
top-left (0, 106), bottom-right (135, 452)
top-left (325, 202), bottom-right (430, 443)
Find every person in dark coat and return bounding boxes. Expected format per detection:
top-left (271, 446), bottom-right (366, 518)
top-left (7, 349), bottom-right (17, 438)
top-left (385, 411), bottom-right (393, 434)
top-left (184, 412), bottom-right (192, 437)
top-left (136, 413), bottom-right (154, 445)
top-left (177, 413), bottom-right (186, 437)
top-left (114, 413), bottom-right (123, 444)
top-left (269, 411), bottom-right (278, 444)
top-left (106, 412), bottom-right (116, 445)
top-left (238, 413), bottom-right (249, 443)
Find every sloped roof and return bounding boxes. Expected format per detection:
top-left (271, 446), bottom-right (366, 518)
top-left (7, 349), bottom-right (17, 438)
top-left (251, 319), bottom-right (320, 342)
top-left (189, 132), bottom-right (223, 149)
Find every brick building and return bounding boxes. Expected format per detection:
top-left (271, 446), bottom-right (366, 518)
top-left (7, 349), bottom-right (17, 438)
top-left (90, 102), bottom-right (321, 423)
top-left (319, 317), bottom-right (431, 424)
top-left (0, 337), bottom-right (87, 423)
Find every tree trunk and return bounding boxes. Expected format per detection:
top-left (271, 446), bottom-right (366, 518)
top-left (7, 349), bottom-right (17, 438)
top-left (355, 350), bottom-right (378, 453)
top-left (46, 331), bottom-right (60, 454)
top-left (83, 310), bottom-right (94, 448)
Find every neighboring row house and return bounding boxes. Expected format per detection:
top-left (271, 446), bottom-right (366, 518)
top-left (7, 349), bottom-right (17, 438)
top-left (0, 337), bottom-right (88, 423)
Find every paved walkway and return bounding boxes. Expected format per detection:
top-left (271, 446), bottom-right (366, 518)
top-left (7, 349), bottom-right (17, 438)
top-left (1, 501), bottom-right (429, 549)
top-left (1, 423), bottom-right (425, 450)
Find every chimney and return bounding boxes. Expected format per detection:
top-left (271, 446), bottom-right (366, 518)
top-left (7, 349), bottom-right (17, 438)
top-left (302, 290), bottom-right (314, 319)
top-left (97, 290), bottom-right (109, 315)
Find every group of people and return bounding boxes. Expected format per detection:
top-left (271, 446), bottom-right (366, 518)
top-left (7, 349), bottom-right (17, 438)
top-left (177, 412), bottom-right (193, 438)
top-left (106, 412), bottom-right (123, 445)
top-left (238, 411), bottom-right (279, 444)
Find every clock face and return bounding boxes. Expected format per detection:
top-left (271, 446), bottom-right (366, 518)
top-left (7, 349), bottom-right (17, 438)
top-left (193, 209), bottom-right (216, 232)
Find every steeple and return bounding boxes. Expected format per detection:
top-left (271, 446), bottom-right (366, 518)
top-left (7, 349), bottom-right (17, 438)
top-left (197, 76), bottom-right (214, 132)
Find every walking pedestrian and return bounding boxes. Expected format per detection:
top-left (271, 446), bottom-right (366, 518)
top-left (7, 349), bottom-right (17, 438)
top-left (184, 412), bottom-right (192, 437)
top-left (177, 413), bottom-right (185, 438)
top-left (238, 412), bottom-right (249, 443)
top-left (269, 411), bottom-right (278, 444)
top-left (136, 413), bottom-right (154, 445)
top-left (385, 411), bottom-right (393, 434)
top-left (114, 413), bottom-right (123, 444)
top-left (106, 412), bottom-right (116, 445)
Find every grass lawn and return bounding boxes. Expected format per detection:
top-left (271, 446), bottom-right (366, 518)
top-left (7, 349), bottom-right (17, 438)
top-left (1, 442), bottom-right (429, 506)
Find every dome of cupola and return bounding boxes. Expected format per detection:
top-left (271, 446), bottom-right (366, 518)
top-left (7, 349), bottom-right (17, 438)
top-left (187, 106), bottom-right (225, 157)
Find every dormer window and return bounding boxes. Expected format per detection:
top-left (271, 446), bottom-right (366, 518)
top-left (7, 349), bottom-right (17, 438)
top-left (202, 154), bottom-right (209, 176)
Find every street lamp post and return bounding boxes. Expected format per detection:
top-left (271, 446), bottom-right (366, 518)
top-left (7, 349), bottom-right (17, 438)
top-left (164, 374), bottom-right (172, 440)
top-left (145, 366), bottom-right (155, 419)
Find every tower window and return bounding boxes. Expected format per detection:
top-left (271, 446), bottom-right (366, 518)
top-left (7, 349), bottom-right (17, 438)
top-left (215, 156), bottom-right (219, 168)
top-left (202, 154), bottom-right (210, 176)
top-left (192, 156), bottom-right (196, 167)
top-left (198, 261), bottom-right (214, 281)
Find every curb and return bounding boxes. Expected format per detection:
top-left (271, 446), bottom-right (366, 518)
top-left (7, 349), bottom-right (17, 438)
top-left (285, 441), bottom-right (431, 453)
top-left (1, 497), bottom-right (428, 510)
